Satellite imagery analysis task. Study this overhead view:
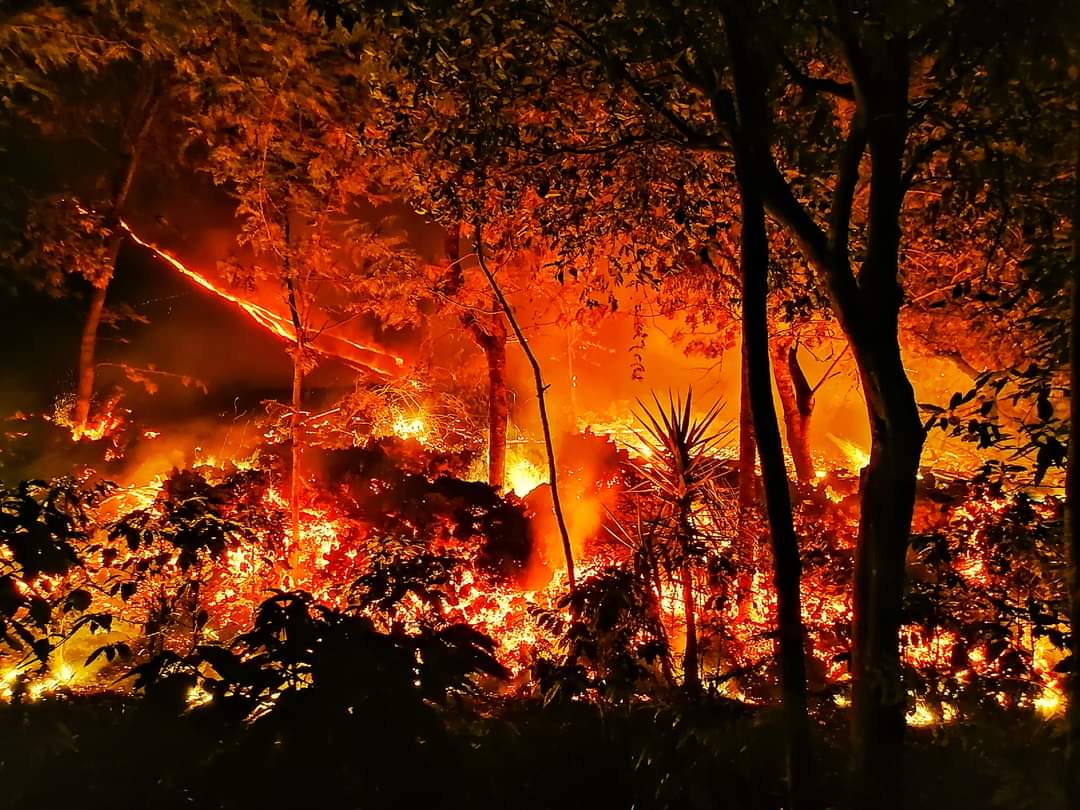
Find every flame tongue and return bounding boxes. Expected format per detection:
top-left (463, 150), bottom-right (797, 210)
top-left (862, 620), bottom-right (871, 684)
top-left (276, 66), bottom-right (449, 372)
top-left (120, 220), bottom-right (404, 376)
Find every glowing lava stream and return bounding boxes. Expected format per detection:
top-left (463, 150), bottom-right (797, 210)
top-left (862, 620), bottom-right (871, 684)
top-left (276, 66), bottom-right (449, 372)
top-left (120, 220), bottom-right (404, 376)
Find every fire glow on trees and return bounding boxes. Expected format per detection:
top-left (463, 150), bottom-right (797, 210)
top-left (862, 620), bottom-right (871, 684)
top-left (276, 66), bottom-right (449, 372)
top-left (0, 0), bottom-right (1076, 807)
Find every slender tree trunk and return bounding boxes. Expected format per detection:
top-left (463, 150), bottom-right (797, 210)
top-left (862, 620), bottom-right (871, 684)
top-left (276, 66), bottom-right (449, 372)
top-left (284, 239), bottom-right (305, 564)
top-left (737, 341), bottom-right (758, 613)
top-left (1064, 129), bottom-right (1080, 807)
top-left (473, 224), bottom-right (575, 588)
top-left (289, 354), bottom-right (303, 558)
top-left (73, 74), bottom-right (162, 436)
top-left (680, 562), bottom-right (699, 692)
top-left (771, 334), bottom-right (815, 483)
top-left (735, 148), bottom-right (814, 810)
top-left (676, 502), bottom-right (700, 693)
top-left (739, 346), bottom-right (758, 509)
top-left (724, 14), bottom-right (814, 803)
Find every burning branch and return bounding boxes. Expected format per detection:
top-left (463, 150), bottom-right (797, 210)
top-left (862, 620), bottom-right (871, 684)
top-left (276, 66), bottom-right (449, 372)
top-left (118, 220), bottom-right (405, 378)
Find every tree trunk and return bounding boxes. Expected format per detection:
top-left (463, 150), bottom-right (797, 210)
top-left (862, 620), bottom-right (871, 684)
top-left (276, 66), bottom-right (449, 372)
top-left (73, 266), bottom-right (115, 436)
top-left (676, 501), bottom-right (700, 693)
top-left (724, 14), bottom-right (814, 803)
top-left (446, 225), bottom-right (510, 491)
top-left (739, 344), bottom-right (758, 508)
top-left (482, 313), bottom-right (509, 490)
top-left (771, 334), bottom-right (815, 483)
top-left (1064, 130), bottom-right (1080, 808)
top-left (289, 353), bottom-right (303, 559)
top-left (845, 53), bottom-right (925, 810)
top-left (735, 149), bottom-right (814, 810)
top-left (73, 73), bottom-right (162, 436)
top-left (463, 307), bottom-right (509, 490)
top-left (284, 235), bottom-right (305, 565)
top-left (742, 27), bottom-right (921, 807)
top-left (641, 525), bottom-right (677, 687)
top-left (737, 338), bottom-right (758, 612)
top-left (680, 561), bottom-right (699, 692)
top-left (473, 224), bottom-right (575, 588)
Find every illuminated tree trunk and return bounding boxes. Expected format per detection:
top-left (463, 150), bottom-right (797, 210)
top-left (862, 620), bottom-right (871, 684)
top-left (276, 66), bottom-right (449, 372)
top-left (747, 26), bottom-right (923, 809)
top-left (678, 502), bottom-right (700, 693)
top-left (1065, 134), bottom-right (1080, 808)
top-left (289, 353), bottom-right (303, 557)
top-left (771, 334), bottom-right (815, 483)
top-left (734, 152), bottom-right (814, 810)
top-left (74, 272), bottom-right (115, 435)
top-left (726, 17), bottom-right (814, 807)
top-left (73, 74), bottom-right (161, 436)
top-left (739, 346), bottom-right (758, 508)
top-left (284, 251), bottom-right (305, 563)
top-left (474, 224), bottom-right (575, 589)
top-left (448, 222), bottom-right (509, 492)
top-left (737, 339), bottom-right (757, 612)
top-left (465, 305), bottom-right (509, 491)
top-left (486, 328), bottom-right (509, 491)
top-left (844, 62), bottom-right (924, 810)
top-left (640, 527), bottom-right (676, 687)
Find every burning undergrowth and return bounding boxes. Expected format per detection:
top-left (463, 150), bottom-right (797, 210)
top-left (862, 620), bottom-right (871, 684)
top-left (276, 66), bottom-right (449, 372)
top-left (0, 414), bottom-right (1068, 733)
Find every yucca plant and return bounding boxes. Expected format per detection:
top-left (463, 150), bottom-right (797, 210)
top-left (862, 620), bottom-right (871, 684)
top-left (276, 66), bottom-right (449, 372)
top-left (629, 389), bottom-right (732, 691)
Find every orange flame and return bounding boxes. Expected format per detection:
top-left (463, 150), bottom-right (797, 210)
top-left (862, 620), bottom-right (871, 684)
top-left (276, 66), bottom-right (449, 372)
top-left (119, 220), bottom-right (405, 376)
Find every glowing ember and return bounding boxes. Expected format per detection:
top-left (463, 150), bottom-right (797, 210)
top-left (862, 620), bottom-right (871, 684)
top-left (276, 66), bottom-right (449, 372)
top-left (391, 413), bottom-right (429, 442)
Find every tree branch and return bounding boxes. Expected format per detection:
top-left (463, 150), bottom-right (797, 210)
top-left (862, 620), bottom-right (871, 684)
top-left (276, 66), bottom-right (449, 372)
top-left (780, 52), bottom-right (855, 101)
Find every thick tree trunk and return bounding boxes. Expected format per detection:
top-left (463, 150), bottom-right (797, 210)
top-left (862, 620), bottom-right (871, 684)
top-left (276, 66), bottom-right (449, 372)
top-left (73, 269), bottom-right (114, 435)
top-left (446, 224), bottom-right (510, 491)
top-left (1064, 133), bottom-right (1080, 807)
top-left (73, 74), bottom-right (162, 436)
top-left (463, 308), bottom-right (509, 490)
top-left (483, 316), bottom-right (509, 490)
top-left (849, 380), bottom-right (921, 809)
top-left (771, 335), bottom-right (815, 483)
top-left (735, 151), bottom-right (814, 810)
top-left (844, 52), bottom-right (925, 810)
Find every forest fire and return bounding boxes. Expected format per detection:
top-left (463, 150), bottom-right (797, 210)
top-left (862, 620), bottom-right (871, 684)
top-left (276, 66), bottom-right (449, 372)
top-left (1, 2), bottom-right (1076, 809)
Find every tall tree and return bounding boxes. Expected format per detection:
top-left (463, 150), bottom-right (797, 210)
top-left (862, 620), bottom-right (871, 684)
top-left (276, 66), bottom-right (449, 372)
top-left (185, 2), bottom-right (417, 554)
top-left (0, 0), bottom-right (246, 437)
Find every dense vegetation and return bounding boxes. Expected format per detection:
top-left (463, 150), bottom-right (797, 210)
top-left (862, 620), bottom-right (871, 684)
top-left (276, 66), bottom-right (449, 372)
top-left (0, 0), bottom-right (1077, 808)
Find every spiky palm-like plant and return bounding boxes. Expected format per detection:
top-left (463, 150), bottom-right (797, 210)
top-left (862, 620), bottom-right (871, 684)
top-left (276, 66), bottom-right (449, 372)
top-left (630, 389), bottom-right (732, 691)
